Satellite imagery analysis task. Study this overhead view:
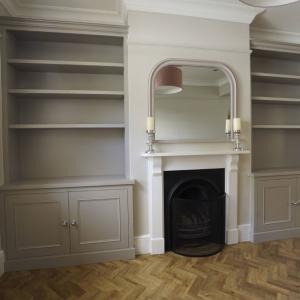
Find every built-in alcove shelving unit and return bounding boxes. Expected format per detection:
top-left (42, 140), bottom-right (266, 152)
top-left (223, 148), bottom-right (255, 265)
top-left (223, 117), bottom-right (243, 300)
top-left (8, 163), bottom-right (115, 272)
top-left (0, 20), bottom-right (135, 271)
top-left (2, 28), bottom-right (128, 187)
top-left (251, 41), bottom-right (300, 243)
top-left (251, 40), bottom-right (300, 172)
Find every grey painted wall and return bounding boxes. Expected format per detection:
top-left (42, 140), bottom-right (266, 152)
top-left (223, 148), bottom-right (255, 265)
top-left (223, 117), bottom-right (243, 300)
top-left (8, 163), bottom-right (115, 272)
top-left (127, 11), bottom-right (252, 236)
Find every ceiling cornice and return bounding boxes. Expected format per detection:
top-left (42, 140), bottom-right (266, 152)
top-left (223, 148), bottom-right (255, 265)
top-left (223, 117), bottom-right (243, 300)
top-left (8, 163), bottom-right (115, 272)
top-left (0, 0), bottom-right (125, 25)
top-left (0, 16), bottom-right (128, 36)
top-left (0, 0), bottom-right (265, 26)
top-left (251, 27), bottom-right (300, 44)
top-left (123, 0), bottom-right (265, 24)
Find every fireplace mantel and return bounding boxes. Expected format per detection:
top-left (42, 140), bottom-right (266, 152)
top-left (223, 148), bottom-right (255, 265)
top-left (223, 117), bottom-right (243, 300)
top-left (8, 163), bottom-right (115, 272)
top-left (142, 150), bottom-right (250, 255)
top-left (142, 149), bottom-right (250, 157)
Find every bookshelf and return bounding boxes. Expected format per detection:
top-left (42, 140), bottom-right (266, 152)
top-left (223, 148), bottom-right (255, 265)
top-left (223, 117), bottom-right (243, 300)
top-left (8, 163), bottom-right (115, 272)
top-left (251, 40), bottom-right (300, 172)
top-left (2, 29), bottom-right (128, 186)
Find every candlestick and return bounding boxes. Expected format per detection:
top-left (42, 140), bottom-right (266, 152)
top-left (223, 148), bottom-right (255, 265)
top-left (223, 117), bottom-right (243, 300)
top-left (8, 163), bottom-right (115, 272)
top-left (233, 130), bottom-right (242, 152)
top-left (147, 117), bottom-right (155, 131)
top-left (145, 130), bottom-right (155, 154)
top-left (225, 119), bottom-right (231, 134)
top-left (233, 118), bottom-right (241, 132)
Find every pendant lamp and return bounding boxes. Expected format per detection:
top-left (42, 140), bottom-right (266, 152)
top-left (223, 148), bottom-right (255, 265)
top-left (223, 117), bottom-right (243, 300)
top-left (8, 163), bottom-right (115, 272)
top-left (239, 0), bottom-right (299, 7)
top-left (155, 66), bottom-right (183, 95)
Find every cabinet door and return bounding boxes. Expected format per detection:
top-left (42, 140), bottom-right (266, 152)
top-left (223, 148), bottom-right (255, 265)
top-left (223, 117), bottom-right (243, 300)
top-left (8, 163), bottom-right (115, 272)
top-left (295, 178), bottom-right (300, 227)
top-left (256, 178), bottom-right (296, 232)
top-left (6, 192), bottom-right (70, 259)
top-left (69, 189), bottom-right (129, 253)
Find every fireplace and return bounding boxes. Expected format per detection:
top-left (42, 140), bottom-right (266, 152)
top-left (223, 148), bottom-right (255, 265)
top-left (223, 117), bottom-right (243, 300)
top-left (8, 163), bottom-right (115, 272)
top-left (164, 169), bottom-right (226, 257)
top-left (143, 151), bottom-right (245, 254)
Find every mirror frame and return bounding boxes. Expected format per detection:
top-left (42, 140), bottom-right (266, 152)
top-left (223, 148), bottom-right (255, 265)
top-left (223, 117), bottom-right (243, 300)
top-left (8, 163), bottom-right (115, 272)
top-left (149, 59), bottom-right (237, 142)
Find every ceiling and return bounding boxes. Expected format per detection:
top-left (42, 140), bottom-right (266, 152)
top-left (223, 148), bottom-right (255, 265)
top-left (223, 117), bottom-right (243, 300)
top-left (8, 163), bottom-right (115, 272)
top-left (0, 0), bottom-right (264, 25)
top-left (0, 0), bottom-right (299, 38)
top-left (252, 0), bottom-right (300, 33)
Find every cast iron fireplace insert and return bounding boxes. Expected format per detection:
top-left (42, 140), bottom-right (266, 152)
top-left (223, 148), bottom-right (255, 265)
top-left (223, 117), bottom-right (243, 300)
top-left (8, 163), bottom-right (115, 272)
top-left (164, 169), bottom-right (225, 257)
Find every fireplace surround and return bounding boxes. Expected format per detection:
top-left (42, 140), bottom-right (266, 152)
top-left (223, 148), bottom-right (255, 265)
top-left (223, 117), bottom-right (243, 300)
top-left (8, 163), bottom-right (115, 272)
top-left (164, 169), bottom-right (226, 257)
top-left (142, 149), bottom-right (250, 254)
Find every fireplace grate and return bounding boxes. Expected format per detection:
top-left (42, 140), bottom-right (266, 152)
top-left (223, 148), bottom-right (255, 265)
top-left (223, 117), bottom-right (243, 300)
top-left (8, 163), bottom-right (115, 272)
top-left (164, 169), bottom-right (225, 257)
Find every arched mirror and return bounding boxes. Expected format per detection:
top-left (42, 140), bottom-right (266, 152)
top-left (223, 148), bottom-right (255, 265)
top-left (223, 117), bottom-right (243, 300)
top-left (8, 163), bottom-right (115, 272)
top-left (149, 60), bottom-right (237, 142)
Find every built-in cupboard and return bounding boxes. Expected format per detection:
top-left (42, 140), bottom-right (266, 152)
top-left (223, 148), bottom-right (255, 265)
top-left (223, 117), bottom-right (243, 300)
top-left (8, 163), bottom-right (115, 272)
top-left (251, 40), bottom-right (300, 242)
top-left (6, 188), bottom-right (133, 260)
top-left (0, 19), bottom-right (134, 271)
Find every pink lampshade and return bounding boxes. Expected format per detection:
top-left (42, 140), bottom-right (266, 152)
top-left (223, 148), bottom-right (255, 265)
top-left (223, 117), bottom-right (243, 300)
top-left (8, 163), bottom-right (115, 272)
top-left (155, 66), bottom-right (183, 94)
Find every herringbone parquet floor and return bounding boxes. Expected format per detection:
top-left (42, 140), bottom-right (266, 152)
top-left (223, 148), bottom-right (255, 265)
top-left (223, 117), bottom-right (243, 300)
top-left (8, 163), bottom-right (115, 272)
top-left (1, 239), bottom-right (300, 300)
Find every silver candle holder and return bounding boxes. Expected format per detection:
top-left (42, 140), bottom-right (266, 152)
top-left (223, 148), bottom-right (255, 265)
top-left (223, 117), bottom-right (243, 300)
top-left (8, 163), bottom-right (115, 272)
top-left (233, 130), bottom-right (242, 152)
top-left (145, 130), bottom-right (155, 154)
top-left (225, 130), bottom-right (231, 140)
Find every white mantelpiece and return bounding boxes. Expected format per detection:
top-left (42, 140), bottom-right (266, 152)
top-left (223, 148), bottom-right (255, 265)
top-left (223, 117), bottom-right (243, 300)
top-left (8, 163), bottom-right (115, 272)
top-left (142, 150), bottom-right (250, 254)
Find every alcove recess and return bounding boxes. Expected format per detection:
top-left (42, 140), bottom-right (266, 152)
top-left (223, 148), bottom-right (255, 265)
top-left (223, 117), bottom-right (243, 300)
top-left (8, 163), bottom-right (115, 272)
top-left (251, 40), bottom-right (300, 173)
top-left (3, 29), bottom-right (127, 187)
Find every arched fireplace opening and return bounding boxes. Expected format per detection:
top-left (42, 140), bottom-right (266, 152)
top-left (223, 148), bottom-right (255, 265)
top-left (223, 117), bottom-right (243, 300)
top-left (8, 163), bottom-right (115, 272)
top-left (164, 169), bottom-right (226, 257)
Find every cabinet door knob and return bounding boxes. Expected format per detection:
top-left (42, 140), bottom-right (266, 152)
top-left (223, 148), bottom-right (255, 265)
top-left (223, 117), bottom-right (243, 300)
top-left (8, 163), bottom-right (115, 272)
top-left (71, 220), bottom-right (78, 226)
top-left (290, 201), bottom-right (300, 206)
top-left (61, 220), bottom-right (69, 227)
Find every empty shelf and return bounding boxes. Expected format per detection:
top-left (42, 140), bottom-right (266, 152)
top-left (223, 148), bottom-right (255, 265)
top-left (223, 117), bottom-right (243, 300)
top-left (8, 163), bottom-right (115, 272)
top-left (251, 40), bottom-right (300, 60)
top-left (252, 72), bottom-right (300, 84)
top-left (8, 59), bottom-right (124, 74)
top-left (253, 125), bottom-right (300, 129)
top-left (252, 167), bottom-right (300, 177)
top-left (252, 96), bottom-right (300, 104)
top-left (9, 124), bottom-right (125, 129)
top-left (8, 89), bottom-right (124, 99)
top-left (11, 30), bottom-right (124, 46)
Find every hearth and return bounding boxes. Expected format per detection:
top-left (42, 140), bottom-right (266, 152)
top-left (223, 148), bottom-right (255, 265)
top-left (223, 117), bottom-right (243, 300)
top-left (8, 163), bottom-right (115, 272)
top-left (164, 169), bottom-right (225, 257)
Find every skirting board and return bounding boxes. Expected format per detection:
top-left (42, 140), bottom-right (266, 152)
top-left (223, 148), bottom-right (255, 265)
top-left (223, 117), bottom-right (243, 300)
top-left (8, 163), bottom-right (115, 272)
top-left (239, 224), bottom-right (251, 242)
top-left (0, 250), bottom-right (4, 276)
top-left (226, 229), bottom-right (239, 245)
top-left (134, 235), bottom-right (150, 255)
top-left (253, 228), bottom-right (300, 243)
top-left (5, 248), bottom-right (135, 272)
top-left (134, 224), bottom-right (251, 255)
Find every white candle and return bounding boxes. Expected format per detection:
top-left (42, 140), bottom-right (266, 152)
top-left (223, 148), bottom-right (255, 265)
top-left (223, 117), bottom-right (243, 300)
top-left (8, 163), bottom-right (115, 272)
top-left (233, 118), bottom-right (241, 132)
top-left (225, 119), bottom-right (231, 133)
top-left (147, 117), bottom-right (155, 131)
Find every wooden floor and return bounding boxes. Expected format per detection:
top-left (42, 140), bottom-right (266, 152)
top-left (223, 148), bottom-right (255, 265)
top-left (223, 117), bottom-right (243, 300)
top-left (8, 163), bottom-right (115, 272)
top-left (1, 239), bottom-right (300, 300)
